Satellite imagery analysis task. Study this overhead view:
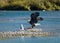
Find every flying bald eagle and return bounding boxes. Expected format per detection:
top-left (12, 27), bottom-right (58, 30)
top-left (29, 12), bottom-right (43, 28)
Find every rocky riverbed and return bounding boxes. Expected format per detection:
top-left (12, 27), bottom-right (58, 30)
top-left (0, 29), bottom-right (57, 39)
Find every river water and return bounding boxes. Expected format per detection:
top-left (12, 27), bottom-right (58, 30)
top-left (0, 11), bottom-right (60, 43)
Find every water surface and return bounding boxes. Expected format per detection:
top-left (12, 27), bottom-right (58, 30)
top-left (0, 11), bottom-right (60, 43)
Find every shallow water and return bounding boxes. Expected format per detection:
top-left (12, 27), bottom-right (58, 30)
top-left (0, 11), bottom-right (60, 32)
top-left (0, 37), bottom-right (60, 43)
top-left (0, 11), bottom-right (60, 43)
